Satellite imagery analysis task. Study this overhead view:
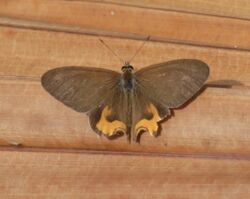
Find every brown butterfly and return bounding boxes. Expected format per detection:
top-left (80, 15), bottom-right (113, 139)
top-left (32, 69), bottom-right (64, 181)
top-left (41, 59), bottom-right (209, 142)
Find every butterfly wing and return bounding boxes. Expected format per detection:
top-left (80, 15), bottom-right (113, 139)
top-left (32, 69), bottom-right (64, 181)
top-left (41, 66), bottom-right (120, 112)
top-left (135, 59), bottom-right (209, 108)
top-left (41, 66), bottom-right (130, 138)
top-left (88, 86), bottom-right (130, 139)
top-left (131, 88), bottom-right (170, 141)
top-left (131, 59), bottom-right (209, 140)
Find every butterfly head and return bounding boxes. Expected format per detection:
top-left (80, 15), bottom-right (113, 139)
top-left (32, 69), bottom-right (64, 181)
top-left (121, 62), bottom-right (134, 73)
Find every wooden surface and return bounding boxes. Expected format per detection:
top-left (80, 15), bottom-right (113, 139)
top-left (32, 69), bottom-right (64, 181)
top-left (99, 0), bottom-right (250, 20)
top-left (1, 150), bottom-right (250, 199)
top-left (1, 79), bottom-right (250, 156)
top-left (0, 0), bottom-right (250, 198)
top-left (1, 0), bottom-right (250, 50)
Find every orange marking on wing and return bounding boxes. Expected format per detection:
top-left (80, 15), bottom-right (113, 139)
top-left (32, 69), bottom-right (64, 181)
top-left (96, 106), bottom-right (126, 136)
top-left (135, 104), bottom-right (161, 136)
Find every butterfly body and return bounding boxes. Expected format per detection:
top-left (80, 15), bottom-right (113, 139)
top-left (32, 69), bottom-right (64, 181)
top-left (41, 59), bottom-right (209, 142)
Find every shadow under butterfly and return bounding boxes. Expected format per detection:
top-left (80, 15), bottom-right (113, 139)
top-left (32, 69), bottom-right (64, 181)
top-left (41, 39), bottom-right (210, 142)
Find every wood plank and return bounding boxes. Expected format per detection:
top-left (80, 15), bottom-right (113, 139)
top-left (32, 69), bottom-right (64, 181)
top-left (0, 150), bottom-right (250, 199)
top-left (0, 0), bottom-right (250, 50)
top-left (99, 0), bottom-right (250, 20)
top-left (0, 78), bottom-right (249, 157)
top-left (0, 26), bottom-right (250, 85)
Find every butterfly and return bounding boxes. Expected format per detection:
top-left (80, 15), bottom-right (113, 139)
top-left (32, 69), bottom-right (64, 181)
top-left (41, 59), bottom-right (209, 142)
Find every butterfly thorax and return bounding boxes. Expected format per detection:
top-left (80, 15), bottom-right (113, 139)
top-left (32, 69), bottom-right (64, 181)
top-left (121, 65), bottom-right (135, 90)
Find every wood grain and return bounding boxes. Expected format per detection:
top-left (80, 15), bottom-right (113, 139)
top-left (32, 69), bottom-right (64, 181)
top-left (99, 0), bottom-right (250, 20)
top-left (0, 78), bottom-right (249, 157)
top-left (0, 26), bottom-right (250, 86)
top-left (1, 150), bottom-right (250, 199)
top-left (0, 0), bottom-right (250, 50)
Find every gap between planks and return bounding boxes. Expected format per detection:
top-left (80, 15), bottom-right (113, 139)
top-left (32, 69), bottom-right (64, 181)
top-left (1, 16), bottom-right (250, 53)
top-left (1, 145), bottom-right (250, 161)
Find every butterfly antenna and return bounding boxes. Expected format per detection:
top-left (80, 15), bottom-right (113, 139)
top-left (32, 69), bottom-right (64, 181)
top-left (99, 38), bottom-right (125, 64)
top-left (127, 36), bottom-right (151, 64)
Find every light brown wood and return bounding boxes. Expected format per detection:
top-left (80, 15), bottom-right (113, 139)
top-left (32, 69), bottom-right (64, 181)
top-left (1, 150), bottom-right (250, 199)
top-left (0, 26), bottom-right (250, 86)
top-left (100, 0), bottom-right (250, 20)
top-left (0, 79), bottom-right (249, 157)
top-left (0, 0), bottom-right (250, 50)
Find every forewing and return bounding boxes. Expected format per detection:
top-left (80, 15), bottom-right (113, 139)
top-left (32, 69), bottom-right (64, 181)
top-left (135, 59), bottom-right (209, 108)
top-left (41, 66), bottom-right (120, 112)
